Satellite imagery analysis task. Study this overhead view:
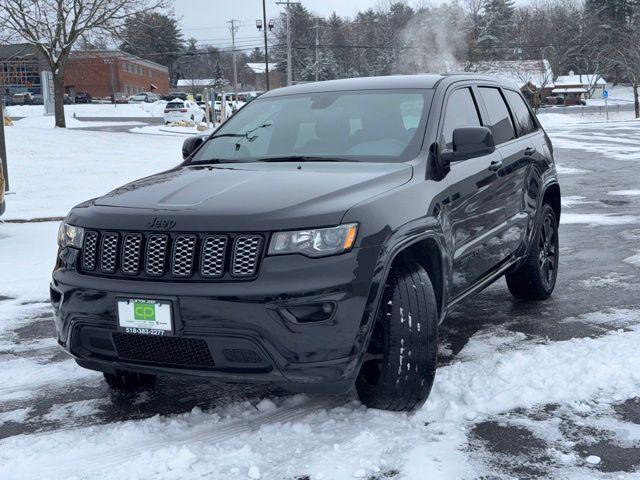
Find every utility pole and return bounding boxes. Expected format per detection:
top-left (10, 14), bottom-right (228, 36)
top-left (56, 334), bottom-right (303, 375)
top-left (262, 0), bottom-right (270, 90)
top-left (314, 17), bottom-right (320, 82)
top-left (227, 19), bottom-right (240, 95)
top-left (276, 0), bottom-right (300, 86)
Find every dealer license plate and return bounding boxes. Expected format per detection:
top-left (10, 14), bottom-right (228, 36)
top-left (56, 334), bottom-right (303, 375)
top-left (117, 299), bottom-right (173, 335)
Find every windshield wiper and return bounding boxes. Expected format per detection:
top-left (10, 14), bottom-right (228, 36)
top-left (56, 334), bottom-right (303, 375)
top-left (256, 156), bottom-right (357, 163)
top-left (211, 122), bottom-right (272, 142)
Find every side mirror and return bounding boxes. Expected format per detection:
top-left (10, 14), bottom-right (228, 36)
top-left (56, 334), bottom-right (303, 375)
top-left (452, 126), bottom-right (495, 161)
top-left (182, 135), bottom-right (207, 159)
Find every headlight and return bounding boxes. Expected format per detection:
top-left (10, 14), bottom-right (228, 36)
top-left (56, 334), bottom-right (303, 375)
top-left (268, 224), bottom-right (358, 258)
top-left (57, 222), bottom-right (84, 249)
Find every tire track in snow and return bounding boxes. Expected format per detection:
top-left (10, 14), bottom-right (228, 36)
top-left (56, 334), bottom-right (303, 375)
top-left (2, 397), bottom-right (342, 480)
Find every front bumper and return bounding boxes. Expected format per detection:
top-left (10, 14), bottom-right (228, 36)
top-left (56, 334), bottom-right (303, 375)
top-left (51, 245), bottom-right (380, 393)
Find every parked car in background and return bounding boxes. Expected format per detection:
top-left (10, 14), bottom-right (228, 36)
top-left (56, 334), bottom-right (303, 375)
top-left (63, 94), bottom-right (74, 104)
top-left (11, 92), bottom-right (33, 105)
top-left (163, 99), bottom-right (207, 124)
top-left (129, 92), bottom-right (161, 103)
top-left (112, 92), bottom-right (129, 104)
top-left (29, 94), bottom-right (44, 105)
top-left (74, 92), bottom-right (92, 104)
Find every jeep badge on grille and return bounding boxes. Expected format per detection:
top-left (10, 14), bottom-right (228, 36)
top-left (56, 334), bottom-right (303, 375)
top-left (147, 218), bottom-right (176, 230)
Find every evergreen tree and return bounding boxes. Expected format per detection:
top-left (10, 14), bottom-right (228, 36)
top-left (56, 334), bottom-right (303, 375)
top-left (119, 12), bottom-right (184, 82)
top-left (477, 0), bottom-right (515, 59)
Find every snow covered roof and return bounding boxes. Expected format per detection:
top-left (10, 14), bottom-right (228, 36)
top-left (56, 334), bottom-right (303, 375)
top-left (555, 72), bottom-right (606, 88)
top-left (246, 62), bottom-right (278, 74)
top-left (70, 50), bottom-right (169, 72)
top-left (176, 79), bottom-right (217, 87)
top-left (465, 60), bottom-right (554, 89)
top-left (552, 87), bottom-right (589, 94)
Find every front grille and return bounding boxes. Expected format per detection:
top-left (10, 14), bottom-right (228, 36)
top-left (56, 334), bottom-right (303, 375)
top-left (100, 233), bottom-right (119, 273)
top-left (232, 235), bottom-right (263, 277)
top-left (112, 332), bottom-right (215, 367)
top-left (121, 234), bottom-right (142, 274)
top-left (82, 231), bottom-right (98, 271)
top-left (145, 234), bottom-right (168, 276)
top-left (80, 230), bottom-right (265, 281)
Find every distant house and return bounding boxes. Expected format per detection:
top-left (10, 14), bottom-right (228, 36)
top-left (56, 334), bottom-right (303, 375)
top-left (464, 60), bottom-right (554, 107)
top-left (245, 62), bottom-right (281, 90)
top-left (553, 71), bottom-right (607, 103)
top-left (176, 78), bottom-right (220, 96)
top-left (64, 50), bottom-right (169, 98)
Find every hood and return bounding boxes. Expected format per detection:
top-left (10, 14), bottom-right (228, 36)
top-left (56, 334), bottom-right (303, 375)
top-left (77, 162), bottom-right (412, 232)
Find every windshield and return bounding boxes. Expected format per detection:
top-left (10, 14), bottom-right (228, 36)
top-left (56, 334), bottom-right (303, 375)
top-left (191, 89), bottom-right (432, 163)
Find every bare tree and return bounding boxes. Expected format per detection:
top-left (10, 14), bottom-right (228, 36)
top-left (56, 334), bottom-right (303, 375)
top-left (0, 0), bottom-right (167, 127)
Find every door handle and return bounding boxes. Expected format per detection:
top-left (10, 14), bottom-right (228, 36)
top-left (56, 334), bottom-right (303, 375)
top-left (488, 159), bottom-right (503, 171)
top-left (524, 147), bottom-right (536, 156)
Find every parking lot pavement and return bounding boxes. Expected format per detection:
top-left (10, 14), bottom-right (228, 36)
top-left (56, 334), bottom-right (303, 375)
top-left (1, 121), bottom-right (640, 479)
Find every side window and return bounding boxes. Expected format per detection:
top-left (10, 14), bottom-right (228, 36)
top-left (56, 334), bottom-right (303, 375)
top-left (505, 89), bottom-right (537, 136)
top-left (478, 87), bottom-right (516, 145)
top-left (440, 87), bottom-right (481, 152)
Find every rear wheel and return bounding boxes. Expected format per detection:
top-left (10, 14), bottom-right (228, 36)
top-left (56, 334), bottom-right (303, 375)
top-left (506, 203), bottom-right (559, 300)
top-left (103, 370), bottom-right (156, 390)
top-left (356, 262), bottom-right (438, 411)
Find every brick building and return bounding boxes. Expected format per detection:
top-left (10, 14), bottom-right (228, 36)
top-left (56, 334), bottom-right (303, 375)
top-left (64, 51), bottom-right (169, 98)
top-left (0, 44), bottom-right (49, 99)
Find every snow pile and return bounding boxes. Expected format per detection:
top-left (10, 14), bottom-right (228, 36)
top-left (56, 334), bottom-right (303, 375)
top-left (13, 115), bottom-right (143, 129)
top-left (7, 102), bottom-right (167, 119)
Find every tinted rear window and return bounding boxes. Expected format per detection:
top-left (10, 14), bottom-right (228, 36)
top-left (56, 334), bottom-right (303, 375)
top-left (167, 102), bottom-right (184, 109)
top-left (504, 89), bottom-right (537, 136)
top-left (478, 87), bottom-right (516, 145)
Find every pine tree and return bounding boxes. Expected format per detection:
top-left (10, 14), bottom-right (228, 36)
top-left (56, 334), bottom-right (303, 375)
top-left (478, 0), bottom-right (516, 60)
top-left (119, 12), bottom-right (184, 82)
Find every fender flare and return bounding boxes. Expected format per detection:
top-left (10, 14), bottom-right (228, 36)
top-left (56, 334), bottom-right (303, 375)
top-left (348, 224), bottom-right (449, 379)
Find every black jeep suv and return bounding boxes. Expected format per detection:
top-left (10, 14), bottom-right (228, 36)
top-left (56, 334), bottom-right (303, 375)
top-left (51, 75), bottom-right (560, 411)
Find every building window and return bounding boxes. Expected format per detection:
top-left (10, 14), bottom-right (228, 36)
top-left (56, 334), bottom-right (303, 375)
top-left (122, 62), bottom-right (127, 71)
top-left (148, 69), bottom-right (152, 78)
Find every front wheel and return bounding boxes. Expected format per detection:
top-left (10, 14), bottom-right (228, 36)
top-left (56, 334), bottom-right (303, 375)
top-left (506, 203), bottom-right (559, 300)
top-left (103, 370), bottom-right (156, 390)
top-left (356, 262), bottom-right (438, 411)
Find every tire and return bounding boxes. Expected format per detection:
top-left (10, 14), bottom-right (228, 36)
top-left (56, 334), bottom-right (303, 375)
top-left (506, 203), bottom-right (559, 300)
top-left (356, 261), bottom-right (438, 411)
top-left (103, 370), bottom-right (156, 390)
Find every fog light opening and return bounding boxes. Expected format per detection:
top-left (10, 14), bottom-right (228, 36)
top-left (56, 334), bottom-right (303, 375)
top-left (280, 302), bottom-right (337, 324)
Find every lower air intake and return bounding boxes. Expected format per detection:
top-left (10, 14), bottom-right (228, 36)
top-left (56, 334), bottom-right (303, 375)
top-left (112, 333), bottom-right (214, 368)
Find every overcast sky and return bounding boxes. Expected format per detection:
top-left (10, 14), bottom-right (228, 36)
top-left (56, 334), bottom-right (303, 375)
top-left (175, 0), bottom-right (530, 48)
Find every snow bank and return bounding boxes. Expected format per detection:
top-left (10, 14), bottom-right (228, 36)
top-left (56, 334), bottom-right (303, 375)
top-left (538, 110), bottom-right (639, 128)
top-left (7, 101), bottom-right (167, 119)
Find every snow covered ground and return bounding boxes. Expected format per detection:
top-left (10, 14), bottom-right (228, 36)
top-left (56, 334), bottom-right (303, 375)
top-left (1, 113), bottom-right (640, 479)
top-left (7, 101), bottom-right (167, 118)
top-left (2, 117), bottom-right (184, 220)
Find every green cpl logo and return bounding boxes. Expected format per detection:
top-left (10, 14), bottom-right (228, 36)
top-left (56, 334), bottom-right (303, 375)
top-left (133, 302), bottom-right (156, 321)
